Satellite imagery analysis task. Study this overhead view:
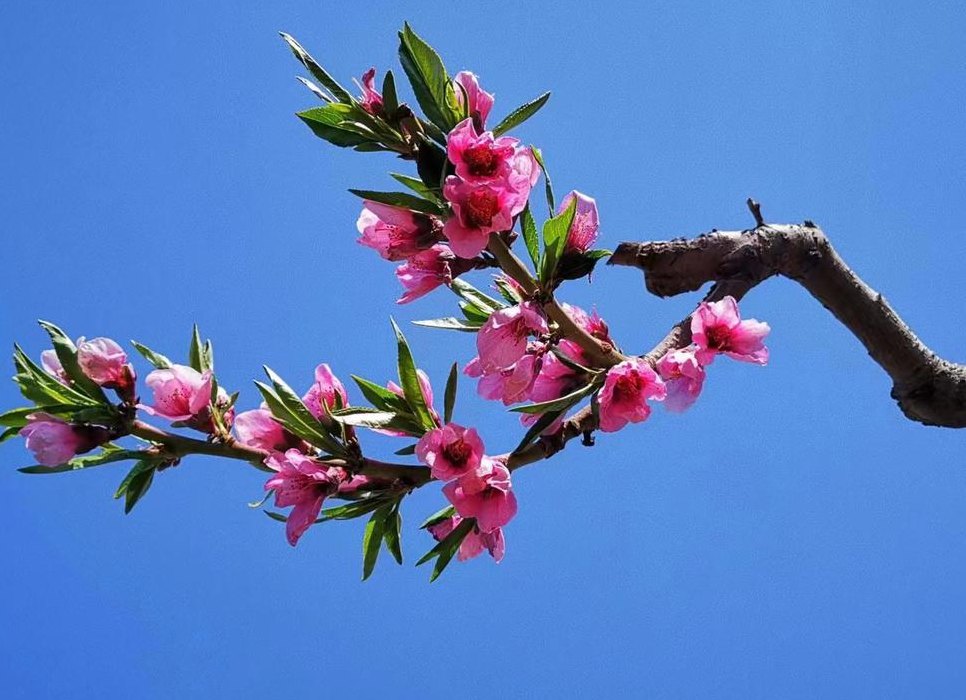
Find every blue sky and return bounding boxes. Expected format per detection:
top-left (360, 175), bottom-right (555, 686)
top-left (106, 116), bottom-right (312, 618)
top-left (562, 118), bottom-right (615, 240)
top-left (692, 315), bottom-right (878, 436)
top-left (2, 1), bottom-right (965, 697)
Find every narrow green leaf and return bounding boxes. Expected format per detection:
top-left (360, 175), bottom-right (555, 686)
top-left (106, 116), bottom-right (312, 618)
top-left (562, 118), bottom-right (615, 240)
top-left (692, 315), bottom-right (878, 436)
top-left (419, 504), bottom-right (456, 530)
top-left (348, 189), bottom-right (444, 215)
top-left (0, 404), bottom-right (87, 428)
top-left (492, 91), bottom-right (551, 136)
top-left (255, 379), bottom-right (344, 456)
top-left (397, 23), bottom-right (457, 130)
top-left (431, 518), bottom-right (476, 582)
top-left (318, 496), bottom-right (392, 522)
top-left (264, 510), bottom-right (288, 523)
top-left (188, 325), bottom-right (204, 372)
top-left (131, 340), bottom-right (172, 369)
top-left (295, 75), bottom-right (331, 102)
top-left (520, 204), bottom-right (540, 269)
top-left (279, 32), bottom-right (354, 103)
top-left (510, 381), bottom-right (599, 414)
top-left (390, 319), bottom-right (436, 432)
top-left (412, 317), bottom-right (483, 332)
top-left (38, 321), bottom-right (109, 404)
top-left (362, 506), bottom-right (390, 580)
top-left (13, 344), bottom-right (98, 407)
top-left (531, 146), bottom-right (554, 215)
top-left (394, 444), bottom-right (417, 456)
top-left (113, 460), bottom-right (156, 514)
top-left (382, 70), bottom-right (399, 115)
top-left (443, 363), bottom-right (458, 424)
top-left (383, 503), bottom-right (404, 565)
top-left (449, 279), bottom-right (506, 313)
top-left (390, 173), bottom-right (440, 200)
top-left (416, 516), bottom-right (474, 567)
top-left (350, 375), bottom-right (409, 413)
top-left (539, 195), bottom-right (577, 284)
top-left (513, 409), bottom-right (565, 452)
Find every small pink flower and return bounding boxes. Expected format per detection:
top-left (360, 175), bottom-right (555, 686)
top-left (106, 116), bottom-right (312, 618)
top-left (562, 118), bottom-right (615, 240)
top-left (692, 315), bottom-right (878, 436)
top-left (234, 406), bottom-right (293, 452)
top-left (302, 363), bottom-right (348, 420)
top-left (77, 336), bottom-right (136, 395)
top-left (559, 191), bottom-right (599, 253)
top-left (562, 303), bottom-right (613, 355)
top-left (471, 351), bottom-right (541, 406)
top-left (453, 71), bottom-right (494, 132)
top-left (691, 296), bottom-right (770, 365)
top-left (598, 358), bottom-right (667, 433)
top-left (476, 302), bottom-right (548, 373)
top-left (19, 413), bottom-right (85, 466)
top-left (395, 244), bottom-right (471, 304)
top-left (443, 458), bottom-right (517, 533)
top-left (356, 201), bottom-right (439, 261)
top-left (356, 67), bottom-right (384, 115)
top-left (505, 147), bottom-right (541, 198)
top-left (529, 351), bottom-right (579, 403)
top-left (264, 449), bottom-right (347, 546)
top-left (40, 350), bottom-right (69, 385)
top-left (428, 515), bottom-right (505, 563)
top-left (446, 119), bottom-right (518, 184)
top-left (442, 178), bottom-right (520, 258)
top-left (656, 347), bottom-right (706, 413)
top-left (416, 423), bottom-right (485, 482)
top-left (142, 364), bottom-right (216, 422)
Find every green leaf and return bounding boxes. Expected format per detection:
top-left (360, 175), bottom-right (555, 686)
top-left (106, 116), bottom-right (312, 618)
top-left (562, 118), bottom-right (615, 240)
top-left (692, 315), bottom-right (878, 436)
top-left (318, 496), bottom-right (393, 522)
top-left (19, 447), bottom-right (145, 474)
top-left (255, 375), bottom-right (345, 456)
top-left (383, 502), bottom-right (403, 565)
top-left (362, 505), bottom-right (389, 581)
top-left (492, 91), bottom-right (551, 136)
top-left (347, 189), bottom-right (444, 215)
top-left (279, 32), bottom-right (354, 103)
top-left (390, 173), bottom-right (440, 201)
top-left (419, 504), bottom-right (456, 530)
top-left (510, 381), bottom-right (599, 414)
top-left (264, 510), bottom-right (288, 523)
top-left (393, 444), bottom-right (417, 456)
top-left (450, 279), bottom-right (506, 313)
top-left (12, 344), bottom-right (98, 407)
top-left (298, 104), bottom-right (377, 148)
top-left (0, 404), bottom-right (88, 428)
top-left (415, 517), bottom-right (475, 582)
top-left (493, 276), bottom-right (525, 305)
top-left (539, 195), bottom-right (577, 284)
top-left (38, 321), bottom-right (109, 404)
top-left (114, 460), bottom-right (157, 514)
top-left (414, 135), bottom-right (449, 189)
top-left (0, 426), bottom-right (19, 444)
top-left (520, 204), bottom-right (540, 269)
top-left (131, 340), bottom-right (172, 369)
top-left (513, 409), bottom-right (566, 452)
top-left (390, 319), bottom-right (436, 432)
top-left (350, 375), bottom-right (409, 413)
top-left (382, 70), bottom-right (399, 115)
top-left (459, 302), bottom-right (491, 324)
top-left (188, 325), bottom-right (211, 372)
top-left (397, 23), bottom-right (458, 130)
top-left (331, 408), bottom-right (409, 431)
top-left (443, 362), bottom-right (458, 424)
top-left (412, 317), bottom-right (483, 332)
top-left (296, 76), bottom-right (331, 102)
top-left (531, 146), bottom-right (554, 215)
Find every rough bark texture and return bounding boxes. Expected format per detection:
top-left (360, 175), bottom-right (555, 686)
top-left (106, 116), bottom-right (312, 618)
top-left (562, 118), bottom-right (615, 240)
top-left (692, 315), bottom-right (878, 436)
top-left (609, 221), bottom-right (966, 428)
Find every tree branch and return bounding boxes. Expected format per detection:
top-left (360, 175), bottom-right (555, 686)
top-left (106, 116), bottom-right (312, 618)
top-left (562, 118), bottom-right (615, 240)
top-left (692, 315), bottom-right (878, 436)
top-left (609, 222), bottom-right (966, 428)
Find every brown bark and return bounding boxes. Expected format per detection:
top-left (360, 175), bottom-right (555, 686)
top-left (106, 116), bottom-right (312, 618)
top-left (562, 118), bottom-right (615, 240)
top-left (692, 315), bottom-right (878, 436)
top-left (609, 217), bottom-right (966, 428)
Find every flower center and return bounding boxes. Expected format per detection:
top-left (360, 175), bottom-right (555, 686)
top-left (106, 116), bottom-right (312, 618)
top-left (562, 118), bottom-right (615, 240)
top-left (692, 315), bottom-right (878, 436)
top-left (613, 373), bottom-right (641, 400)
top-left (463, 144), bottom-right (500, 177)
top-left (443, 437), bottom-right (471, 466)
top-left (463, 189), bottom-right (500, 228)
top-left (705, 325), bottom-right (730, 350)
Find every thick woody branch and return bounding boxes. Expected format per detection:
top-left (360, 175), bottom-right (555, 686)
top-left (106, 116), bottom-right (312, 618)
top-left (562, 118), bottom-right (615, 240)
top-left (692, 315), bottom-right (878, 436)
top-left (609, 223), bottom-right (966, 428)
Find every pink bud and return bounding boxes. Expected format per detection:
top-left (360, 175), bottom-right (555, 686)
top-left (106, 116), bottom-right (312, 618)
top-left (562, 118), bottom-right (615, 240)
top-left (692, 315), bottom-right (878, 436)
top-left (302, 364), bottom-right (348, 420)
top-left (234, 406), bottom-right (293, 452)
top-left (40, 350), bottom-right (69, 385)
top-left (656, 347), bottom-right (706, 412)
top-left (453, 71), bottom-right (494, 132)
top-left (558, 191), bottom-right (599, 253)
top-left (19, 413), bottom-right (93, 467)
top-left (356, 201), bottom-right (439, 261)
top-left (77, 337), bottom-right (136, 395)
top-left (356, 67), bottom-right (384, 115)
top-left (141, 365), bottom-right (227, 431)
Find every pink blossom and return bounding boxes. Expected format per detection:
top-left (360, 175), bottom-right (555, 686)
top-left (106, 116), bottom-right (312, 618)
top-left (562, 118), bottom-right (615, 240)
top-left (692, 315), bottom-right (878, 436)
top-left (142, 364), bottom-right (216, 422)
top-left (442, 177), bottom-right (520, 258)
top-left (559, 190), bottom-right (599, 253)
top-left (656, 347), bottom-right (706, 412)
top-left (234, 406), bottom-right (293, 451)
top-left (19, 413), bottom-right (85, 466)
top-left (40, 350), bottom-right (69, 385)
top-left (561, 303), bottom-right (614, 355)
top-left (77, 336), bottom-right (136, 394)
top-left (469, 351), bottom-right (541, 406)
top-left (443, 458), bottom-right (517, 533)
top-left (428, 515), bottom-right (505, 563)
top-left (476, 302), bottom-right (548, 373)
top-left (356, 67), bottom-right (383, 115)
top-left (264, 449), bottom-right (347, 546)
top-left (529, 351), bottom-right (579, 403)
top-left (446, 119), bottom-right (518, 184)
top-left (302, 363), bottom-right (348, 420)
top-left (416, 423), bottom-right (485, 482)
top-left (395, 244), bottom-right (471, 304)
top-left (356, 201), bottom-right (439, 261)
top-left (691, 296), bottom-right (770, 365)
top-left (598, 358), bottom-right (667, 432)
top-left (505, 147), bottom-right (541, 198)
top-left (453, 71), bottom-right (494, 132)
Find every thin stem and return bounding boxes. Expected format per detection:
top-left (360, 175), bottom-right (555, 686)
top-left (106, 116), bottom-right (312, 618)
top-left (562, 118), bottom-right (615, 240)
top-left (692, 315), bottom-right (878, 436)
top-left (485, 233), bottom-right (624, 368)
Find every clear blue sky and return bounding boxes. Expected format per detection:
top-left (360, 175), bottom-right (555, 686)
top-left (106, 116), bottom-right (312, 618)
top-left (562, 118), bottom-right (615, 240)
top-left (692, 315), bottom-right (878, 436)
top-left (2, 2), bottom-right (965, 697)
